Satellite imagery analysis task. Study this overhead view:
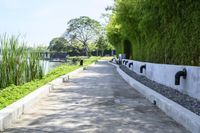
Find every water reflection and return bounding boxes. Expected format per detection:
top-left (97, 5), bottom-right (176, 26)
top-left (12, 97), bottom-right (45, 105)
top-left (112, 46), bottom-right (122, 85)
top-left (41, 60), bottom-right (64, 75)
top-left (0, 54), bottom-right (64, 75)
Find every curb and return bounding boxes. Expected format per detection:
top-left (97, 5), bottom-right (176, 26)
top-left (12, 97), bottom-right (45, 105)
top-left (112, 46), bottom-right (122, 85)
top-left (0, 66), bottom-right (87, 131)
top-left (109, 62), bottom-right (200, 133)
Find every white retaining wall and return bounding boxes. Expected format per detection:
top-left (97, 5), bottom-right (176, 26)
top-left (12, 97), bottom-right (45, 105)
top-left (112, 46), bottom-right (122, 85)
top-left (122, 59), bottom-right (200, 101)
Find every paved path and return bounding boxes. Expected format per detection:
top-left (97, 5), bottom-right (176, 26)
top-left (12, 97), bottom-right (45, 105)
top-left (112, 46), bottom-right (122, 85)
top-left (5, 61), bottom-right (189, 133)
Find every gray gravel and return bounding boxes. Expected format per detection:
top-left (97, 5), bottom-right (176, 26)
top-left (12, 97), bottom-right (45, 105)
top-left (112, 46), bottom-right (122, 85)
top-left (120, 65), bottom-right (200, 116)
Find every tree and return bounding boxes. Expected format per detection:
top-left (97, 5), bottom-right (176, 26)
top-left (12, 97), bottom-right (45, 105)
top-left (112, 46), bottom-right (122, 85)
top-left (69, 40), bottom-right (84, 56)
top-left (96, 36), bottom-right (107, 56)
top-left (65, 16), bottom-right (101, 56)
top-left (96, 35), bottom-right (113, 56)
top-left (48, 37), bottom-right (69, 52)
top-left (88, 43), bottom-right (97, 56)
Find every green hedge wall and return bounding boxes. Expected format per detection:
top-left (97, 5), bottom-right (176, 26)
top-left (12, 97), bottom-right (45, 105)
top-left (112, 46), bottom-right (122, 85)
top-left (107, 0), bottom-right (200, 66)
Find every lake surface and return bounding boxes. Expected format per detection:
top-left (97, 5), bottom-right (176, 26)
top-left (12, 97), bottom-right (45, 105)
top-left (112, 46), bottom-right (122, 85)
top-left (41, 60), bottom-right (64, 75)
top-left (0, 55), bottom-right (64, 75)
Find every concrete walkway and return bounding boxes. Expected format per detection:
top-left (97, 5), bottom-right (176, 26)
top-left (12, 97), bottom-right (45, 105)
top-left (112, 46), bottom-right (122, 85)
top-left (5, 61), bottom-right (189, 133)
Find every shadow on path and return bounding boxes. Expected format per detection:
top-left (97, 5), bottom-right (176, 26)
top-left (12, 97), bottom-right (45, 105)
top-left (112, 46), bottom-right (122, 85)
top-left (5, 61), bottom-right (189, 133)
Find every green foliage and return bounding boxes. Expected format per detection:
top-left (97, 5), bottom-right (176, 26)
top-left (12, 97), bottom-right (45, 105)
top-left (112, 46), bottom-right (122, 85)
top-left (88, 43), bottom-right (97, 53)
top-left (107, 0), bottom-right (200, 66)
top-left (96, 35), bottom-right (112, 56)
top-left (70, 40), bottom-right (84, 55)
top-left (66, 16), bottom-right (102, 56)
top-left (83, 56), bottom-right (101, 66)
top-left (48, 37), bottom-right (69, 52)
top-left (0, 35), bottom-right (43, 88)
top-left (66, 56), bottom-right (87, 64)
top-left (0, 56), bottom-right (100, 109)
top-left (106, 14), bottom-right (124, 56)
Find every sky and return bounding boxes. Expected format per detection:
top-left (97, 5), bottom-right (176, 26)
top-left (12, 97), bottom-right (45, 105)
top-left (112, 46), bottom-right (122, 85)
top-left (0, 0), bottom-right (113, 47)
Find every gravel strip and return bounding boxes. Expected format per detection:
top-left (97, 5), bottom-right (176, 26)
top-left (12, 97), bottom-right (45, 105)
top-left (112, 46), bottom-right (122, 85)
top-left (119, 65), bottom-right (200, 116)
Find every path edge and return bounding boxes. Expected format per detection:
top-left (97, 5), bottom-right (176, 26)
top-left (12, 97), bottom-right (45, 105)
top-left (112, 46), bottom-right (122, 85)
top-left (109, 62), bottom-right (200, 133)
top-left (0, 63), bottom-right (95, 131)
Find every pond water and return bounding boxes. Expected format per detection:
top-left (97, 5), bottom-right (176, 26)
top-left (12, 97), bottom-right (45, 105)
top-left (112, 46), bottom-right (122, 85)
top-left (0, 55), bottom-right (64, 75)
top-left (41, 60), bottom-right (64, 75)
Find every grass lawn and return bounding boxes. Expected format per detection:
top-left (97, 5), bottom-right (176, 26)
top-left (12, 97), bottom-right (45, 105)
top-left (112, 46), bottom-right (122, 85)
top-left (0, 56), bottom-right (101, 110)
top-left (100, 56), bottom-right (114, 61)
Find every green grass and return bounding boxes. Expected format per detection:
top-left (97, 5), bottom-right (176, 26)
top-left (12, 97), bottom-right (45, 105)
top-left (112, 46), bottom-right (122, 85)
top-left (99, 56), bottom-right (114, 61)
top-left (0, 57), bottom-right (101, 110)
top-left (83, 56), bottom-right (101, 65)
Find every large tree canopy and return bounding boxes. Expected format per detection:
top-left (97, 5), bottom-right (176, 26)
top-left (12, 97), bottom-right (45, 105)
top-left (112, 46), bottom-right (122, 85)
top-left (65, 16), bottom-right (101, 56)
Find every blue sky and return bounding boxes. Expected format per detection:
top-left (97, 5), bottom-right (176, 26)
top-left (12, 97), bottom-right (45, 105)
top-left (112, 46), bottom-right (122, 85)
top-left (0, 0), bottom-right (113, 47)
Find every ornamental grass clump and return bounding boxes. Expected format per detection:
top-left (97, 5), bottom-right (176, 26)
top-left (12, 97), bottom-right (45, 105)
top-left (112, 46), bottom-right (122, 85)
top-left (0, 35), bottom-right (43, 89)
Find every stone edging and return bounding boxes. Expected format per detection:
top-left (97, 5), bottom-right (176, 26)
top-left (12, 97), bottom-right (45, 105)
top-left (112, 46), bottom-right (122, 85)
top-left (109, 62), bottom-right (200, 133)
top-left (0, 65), bottom-right (89, 131)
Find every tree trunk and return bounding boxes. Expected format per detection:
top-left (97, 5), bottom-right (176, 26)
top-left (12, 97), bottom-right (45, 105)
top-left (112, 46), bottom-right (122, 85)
top-left (83, 42), bottom-right (88, 56)
top-left (96, 50), bottom-right (98, 56)
top-left (85, 47), bottom-right (88, 56)
top-left (101, 50), bottom-right (104, 57)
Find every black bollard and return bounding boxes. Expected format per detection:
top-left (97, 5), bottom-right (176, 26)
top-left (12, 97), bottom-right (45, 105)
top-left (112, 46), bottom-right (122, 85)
top-left (80, 60), bottom-right (83, 66)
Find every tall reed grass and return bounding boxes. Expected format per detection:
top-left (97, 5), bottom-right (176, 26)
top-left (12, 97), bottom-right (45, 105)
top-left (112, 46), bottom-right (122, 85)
top-left (0, 35), bottom-right (43, 89)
